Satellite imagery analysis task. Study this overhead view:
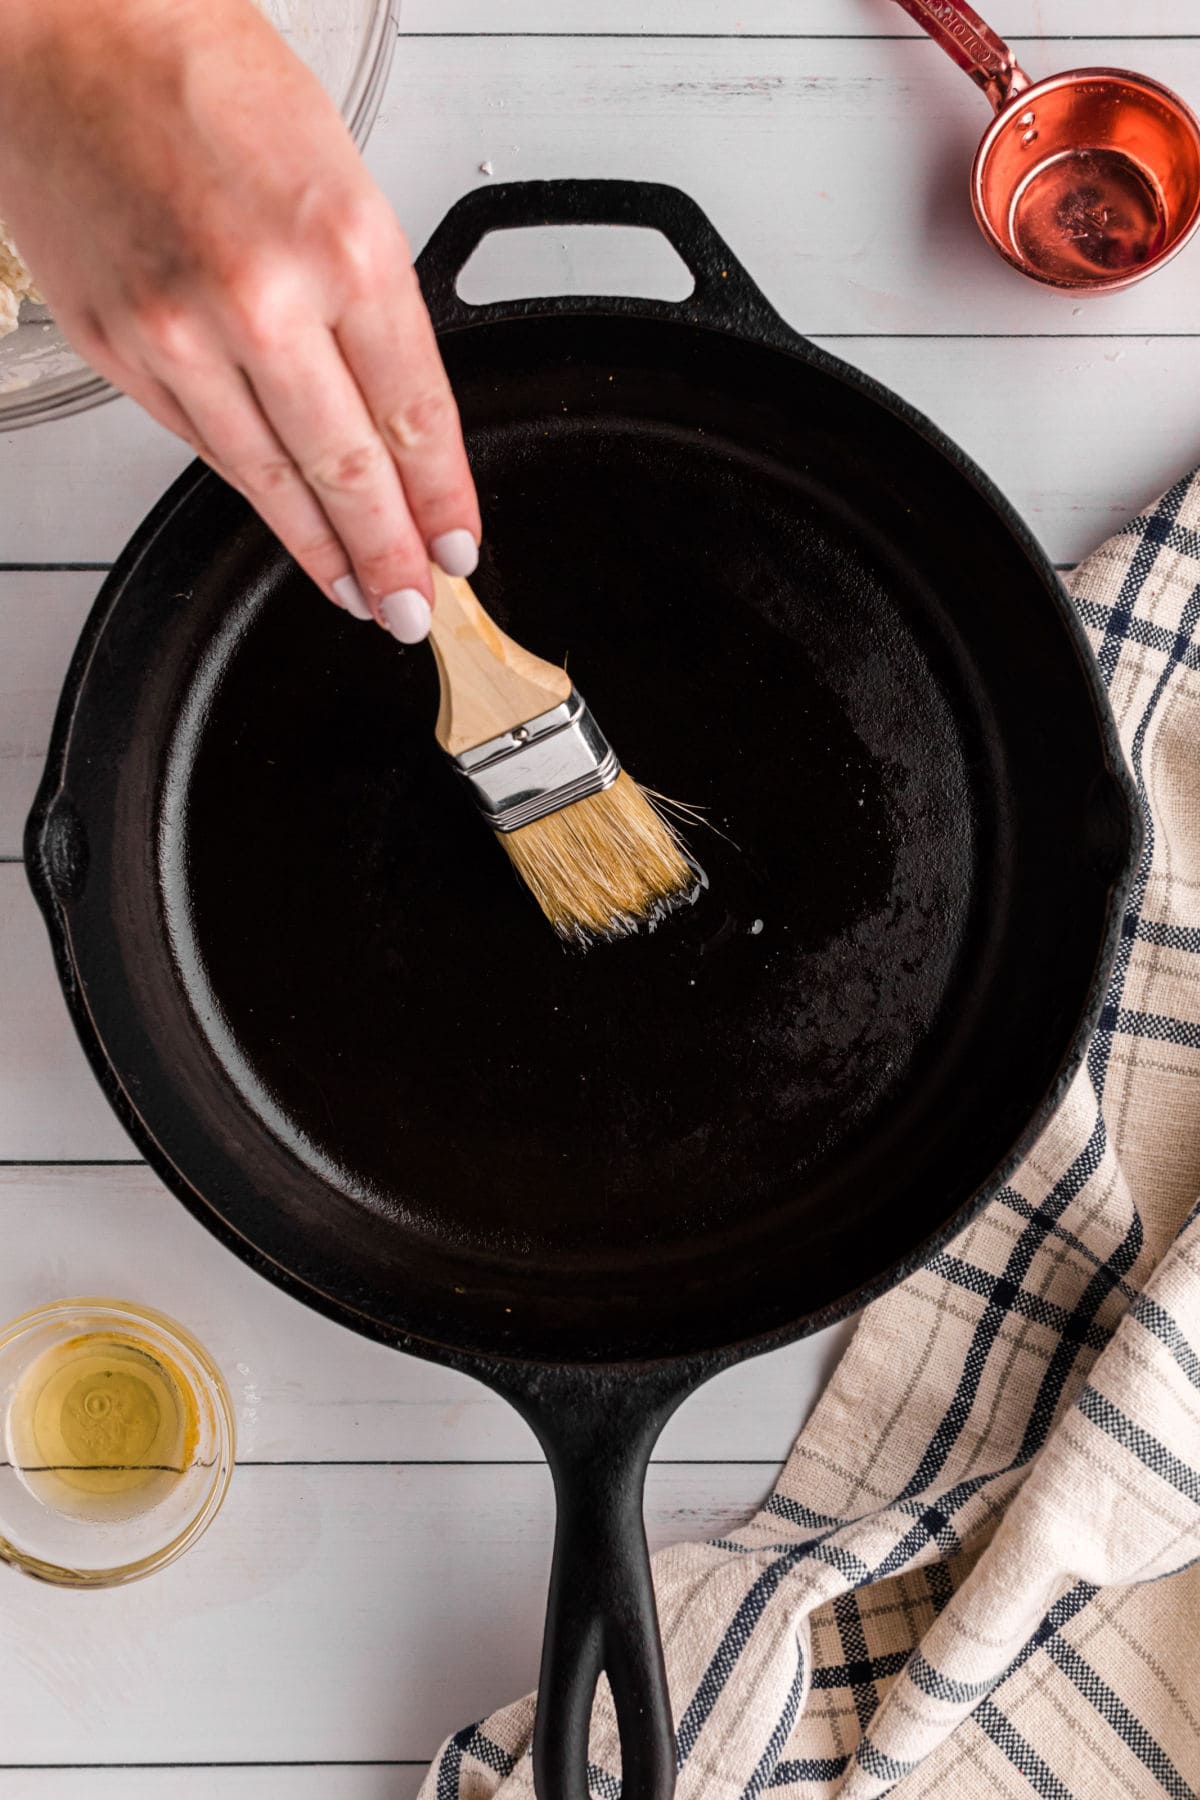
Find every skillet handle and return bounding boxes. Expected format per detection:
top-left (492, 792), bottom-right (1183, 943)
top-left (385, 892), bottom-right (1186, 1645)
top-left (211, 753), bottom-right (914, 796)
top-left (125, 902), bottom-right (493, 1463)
top-left (499, 1361), bottom-right (691, 1800)
top-left (414, 177), bottom-right (786, 342)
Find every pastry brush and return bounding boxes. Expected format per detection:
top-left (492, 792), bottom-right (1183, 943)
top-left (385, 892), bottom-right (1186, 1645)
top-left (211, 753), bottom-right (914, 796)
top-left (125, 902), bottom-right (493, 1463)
top-left (427, 566), bottom-right (700, 945)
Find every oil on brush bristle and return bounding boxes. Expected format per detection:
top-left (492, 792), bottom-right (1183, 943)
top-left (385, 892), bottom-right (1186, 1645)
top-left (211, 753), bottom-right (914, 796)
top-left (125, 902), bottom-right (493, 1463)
top-left (500, 771), bottom-right (698, 947)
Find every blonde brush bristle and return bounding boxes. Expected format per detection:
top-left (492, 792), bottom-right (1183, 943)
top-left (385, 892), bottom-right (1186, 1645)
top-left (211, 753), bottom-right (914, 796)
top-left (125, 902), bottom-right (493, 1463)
top-left (500, 772), bottom-right (700, 946)
top-left (426, 570), bottom-right (703, 945)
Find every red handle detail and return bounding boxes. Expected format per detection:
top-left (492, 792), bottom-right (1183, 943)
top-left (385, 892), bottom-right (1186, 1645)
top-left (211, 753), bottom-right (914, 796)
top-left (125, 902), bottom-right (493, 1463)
top-left (892, 0), bottom-right (1032, 112)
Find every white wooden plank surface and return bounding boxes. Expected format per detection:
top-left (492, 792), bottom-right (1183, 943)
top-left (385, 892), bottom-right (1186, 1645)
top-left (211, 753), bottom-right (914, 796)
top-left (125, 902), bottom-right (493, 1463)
top-left (0, 1165), bottom-right (855, 1462)
top-left (405, 2), bottom-right (1200, 36)
top-left (0, 871), bottom-right (139, 1159)
top-left (0, 573), bottom-right (93, 860)
top-left (0, 400), bottom-right (185, 566)
top-left (10, 1778), bottom-right (426, 1800)
top-left (0, 1464), bottom-right (761, 1765)
top-left (10, 1776), bottom-right (426, 1800)
top-left (369, 35), bottom-right (1200, 336)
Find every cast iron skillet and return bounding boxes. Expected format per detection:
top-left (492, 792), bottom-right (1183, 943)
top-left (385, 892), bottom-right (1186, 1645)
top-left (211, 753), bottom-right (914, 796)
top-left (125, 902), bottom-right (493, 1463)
top-left (28, 181), bottom-right (1137, 1797)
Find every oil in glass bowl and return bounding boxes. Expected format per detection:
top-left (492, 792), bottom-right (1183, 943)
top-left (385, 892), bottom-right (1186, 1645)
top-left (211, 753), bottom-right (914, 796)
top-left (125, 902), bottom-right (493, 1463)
top-left (0, 1300), bottom-right (234, 1586)
top-left (8, 1331), bottom-right (200, 1521)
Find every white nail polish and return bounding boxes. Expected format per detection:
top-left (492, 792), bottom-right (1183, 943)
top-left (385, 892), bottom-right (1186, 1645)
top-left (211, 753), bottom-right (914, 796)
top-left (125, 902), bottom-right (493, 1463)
top-left (431, 529), bottom-right (479, 579)
top-left (332, 574), bottom-right (373, 621)
top-left (382, 588), bottom-right (433, 643)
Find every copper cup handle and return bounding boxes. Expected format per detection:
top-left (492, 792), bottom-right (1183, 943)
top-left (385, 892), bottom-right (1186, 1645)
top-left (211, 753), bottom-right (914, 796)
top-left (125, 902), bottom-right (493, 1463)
top-left (892, 0), bottom-right (1032, 112)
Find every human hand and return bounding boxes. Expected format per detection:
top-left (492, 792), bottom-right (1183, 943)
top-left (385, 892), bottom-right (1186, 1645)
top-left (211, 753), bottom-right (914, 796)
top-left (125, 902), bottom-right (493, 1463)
top-left (0, 0), bottom-right (478, 641)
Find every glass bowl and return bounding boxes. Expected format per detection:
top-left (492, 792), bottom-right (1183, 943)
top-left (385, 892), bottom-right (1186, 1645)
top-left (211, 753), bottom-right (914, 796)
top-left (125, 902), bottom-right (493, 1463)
top-left (0, 0), bottom-right (399, 430)
top-left (0, 1299), bottom-right (235, 1587)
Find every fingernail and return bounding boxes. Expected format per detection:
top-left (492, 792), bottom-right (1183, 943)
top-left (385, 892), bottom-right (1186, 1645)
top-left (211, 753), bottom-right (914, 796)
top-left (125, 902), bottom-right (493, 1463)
top-left (381, 588), bottom-right (432, 643)
top-left (431, 529), bottom-right (479, 579)
top-left (332, 574), bottom-right (373, 621)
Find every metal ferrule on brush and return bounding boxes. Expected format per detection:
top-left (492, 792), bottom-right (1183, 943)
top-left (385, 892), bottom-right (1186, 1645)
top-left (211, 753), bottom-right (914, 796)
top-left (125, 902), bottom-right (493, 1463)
top-left (451, 688), bottom-right (621, 833)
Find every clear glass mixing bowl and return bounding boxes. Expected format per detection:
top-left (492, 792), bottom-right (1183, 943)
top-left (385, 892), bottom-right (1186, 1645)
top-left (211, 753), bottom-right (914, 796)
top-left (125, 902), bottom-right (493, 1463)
top-left (0, 0), bottom-right (399, 430)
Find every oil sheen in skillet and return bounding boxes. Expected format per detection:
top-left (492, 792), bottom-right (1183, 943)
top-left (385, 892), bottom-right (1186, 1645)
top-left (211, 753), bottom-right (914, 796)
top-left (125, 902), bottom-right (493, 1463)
top-left (175, 426), bottom-right (983, 1269)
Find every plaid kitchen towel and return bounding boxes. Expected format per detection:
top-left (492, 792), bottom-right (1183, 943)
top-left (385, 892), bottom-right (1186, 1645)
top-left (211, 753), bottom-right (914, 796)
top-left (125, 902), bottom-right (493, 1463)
top-left (422, 470), bottom-right (1200, 1800)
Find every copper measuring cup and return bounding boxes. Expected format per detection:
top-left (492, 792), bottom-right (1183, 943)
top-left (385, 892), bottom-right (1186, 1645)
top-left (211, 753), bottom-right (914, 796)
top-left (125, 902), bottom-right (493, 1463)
top-left (894, 0), bottom-right (1200, 290)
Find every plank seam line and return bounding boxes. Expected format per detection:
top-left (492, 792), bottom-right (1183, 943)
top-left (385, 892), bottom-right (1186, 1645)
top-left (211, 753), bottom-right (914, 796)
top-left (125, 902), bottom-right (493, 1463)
top-left (397, 32), bottom-right (1200, 42)
top-left (0, 1762), bottom-right (430, 1771)
top-left (0, 1457), bottom-right (781, 1468)
top-left (225, 1457), bottom-right (778, 1467)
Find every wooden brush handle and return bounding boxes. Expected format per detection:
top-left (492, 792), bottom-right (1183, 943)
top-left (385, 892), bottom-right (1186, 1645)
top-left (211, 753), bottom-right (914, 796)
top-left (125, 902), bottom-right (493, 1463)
top-left (429, 566), bottom-right (572, 756)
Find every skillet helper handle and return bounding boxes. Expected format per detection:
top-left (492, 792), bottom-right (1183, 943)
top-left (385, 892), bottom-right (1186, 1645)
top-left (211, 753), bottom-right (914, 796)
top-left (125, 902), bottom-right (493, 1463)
top-left (415, 176), bottom-right (781, 341)
top-left (25, 792), bottom-right (89, 906)
top-left (891, 0), bottom-right (1030, 111)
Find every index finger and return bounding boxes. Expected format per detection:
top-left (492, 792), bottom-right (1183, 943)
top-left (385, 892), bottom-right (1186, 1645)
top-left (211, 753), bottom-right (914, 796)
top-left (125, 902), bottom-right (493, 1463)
top-left (337, 261), bottom-right (481, 578)
top-left (243, 323), bottom-right (437, 637)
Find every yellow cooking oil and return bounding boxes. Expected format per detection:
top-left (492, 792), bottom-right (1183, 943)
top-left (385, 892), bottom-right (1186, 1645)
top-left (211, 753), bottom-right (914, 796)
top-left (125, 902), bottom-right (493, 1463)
top-left (6, 1332), bottom-right (200, 1521)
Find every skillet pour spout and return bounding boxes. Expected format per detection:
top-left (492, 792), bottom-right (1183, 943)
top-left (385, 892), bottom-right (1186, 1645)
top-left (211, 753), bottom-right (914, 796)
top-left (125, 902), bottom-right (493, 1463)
top-left (26, 179), bottom-right (1139, 1797)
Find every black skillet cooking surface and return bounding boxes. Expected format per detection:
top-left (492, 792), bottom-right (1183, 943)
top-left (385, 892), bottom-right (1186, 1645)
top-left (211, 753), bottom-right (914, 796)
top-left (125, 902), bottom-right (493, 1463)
top-left (28, 183), bottom-right (1138, 1798)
